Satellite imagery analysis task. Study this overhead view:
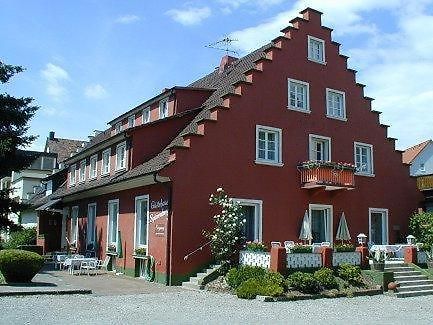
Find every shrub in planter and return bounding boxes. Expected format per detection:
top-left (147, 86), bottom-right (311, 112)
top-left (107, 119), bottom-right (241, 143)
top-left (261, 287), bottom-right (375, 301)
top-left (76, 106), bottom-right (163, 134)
top-left (334, 243), bottom-right (356, 252)
top-left (226, 265), bottom-right (267, 289)
top-left (134, 247), bottom-right (147, 256)
top-left (314, 268), bottom-right (338, 290)
top-left (290, 244), bottom-right (313, 253)
top-left (0, 249), bottom-right (44, 283)
top-left (338, 264), bottom-right (363, 286)
top-left (286, 272), bottom-right (320, 294)
top-left (245, 241), bottom-right (268, 252)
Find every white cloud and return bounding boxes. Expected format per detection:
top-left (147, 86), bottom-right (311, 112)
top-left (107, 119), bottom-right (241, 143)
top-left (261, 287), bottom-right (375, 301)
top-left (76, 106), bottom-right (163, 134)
top-left (84, 84), bottom-right (108, 99)
top-left (40, 63), bottom-right (70, 101)
top-left (166, 6), bottom-right (211, 26)
top-left (115, 14), bottom-right (140, 24)
top-left (218, 0), bottom-right (285, 14)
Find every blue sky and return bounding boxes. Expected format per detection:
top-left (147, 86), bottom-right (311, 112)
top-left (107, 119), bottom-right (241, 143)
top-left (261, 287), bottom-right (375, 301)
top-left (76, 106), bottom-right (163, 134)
top-left (1, 0), bottom-right (432, 151)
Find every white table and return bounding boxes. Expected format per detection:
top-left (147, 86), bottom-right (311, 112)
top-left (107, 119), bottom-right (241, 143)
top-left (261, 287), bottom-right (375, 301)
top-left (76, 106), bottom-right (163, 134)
top-left (64, 257), bottom-right (97, 274)
top-left (370, 244), bottom-right (411, 258)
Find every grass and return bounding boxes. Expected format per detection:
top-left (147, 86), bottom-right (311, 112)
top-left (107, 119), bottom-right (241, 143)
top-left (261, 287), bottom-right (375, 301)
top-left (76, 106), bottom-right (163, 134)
top-left (410, 264), bottom-right (433, 279)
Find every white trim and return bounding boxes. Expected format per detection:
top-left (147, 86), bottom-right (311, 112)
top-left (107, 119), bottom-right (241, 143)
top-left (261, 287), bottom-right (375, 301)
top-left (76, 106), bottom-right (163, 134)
top-left (159, 98), bottom-right (169, 119)
top-left (326, 88), bottom-right (346, 120)
top-left (101, 148), bottom-right (111, 176)
top-left (115, 122), bottom-right (122, 134)
top-left (287, 78), bottom-right (310, 113)
top-left (128, 115), bottom-right (135, 128)
top-left (308, 134), bottom-right (332, 162)
top-left (233, 198), bottom-right (263, 242)
top-left (88, 154), bottom-right (98, 180)
top-left (255, 125), bottom-right (283, 166)
top-left (61, 208), bottom-right (68, 248)
top-left (134, 195), bottom-right (150, 251)
top-left (71, 206), bottom-right (79, 244)
top-left (115, 141), bottom-right (127, 171)
top-left (78, 159), bottom-right (86, 183)
top-left (142, 107), bottom-right (150, 124)
top-left (106, 199), bottom-right (119, 249)
top-left (87, 203), bottom-right (97, 245)
top-left (307, 35), bottom-right (326, 64)
top-left (354, 141), bottom-right (375, 177)
top-left (309, 203), bottom-right (333, 244)
top-left (368, 208), bottom-right (389, 245)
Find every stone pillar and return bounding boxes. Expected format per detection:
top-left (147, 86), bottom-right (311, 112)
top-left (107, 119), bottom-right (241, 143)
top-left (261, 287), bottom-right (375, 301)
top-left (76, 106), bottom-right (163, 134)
top-left (270, 246), bottom-right (287, 274)
top-left (356, 246), bottom-right (369, 269)
top-left (404, 246), bottom-right (417, 264)
top-left (320, 247), bottom-right (333, 268)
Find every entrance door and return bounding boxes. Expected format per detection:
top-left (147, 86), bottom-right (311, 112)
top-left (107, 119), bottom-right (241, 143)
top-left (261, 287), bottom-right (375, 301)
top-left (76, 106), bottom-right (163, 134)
top-left (369, 208), bottom-right (388, 245)
top-left (236, 199), bottom-right (262, 242)
top-left (309, 204), bottom-right (332, 244)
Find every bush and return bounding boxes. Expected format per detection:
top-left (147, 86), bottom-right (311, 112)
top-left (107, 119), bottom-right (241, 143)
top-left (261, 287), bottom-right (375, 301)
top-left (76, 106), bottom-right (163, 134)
top-left (226, 265), bottom-right (267, 289)
top-left (409, 212), bottom-right (433, 247)
top-left (286, 272), bottom-right (320, 294)
top-left (418, 243), bottom-right (432, 252)
top-left (314, 268), bottom-right (338, 290)
top-left (235, 273), bottom-right (284, 299)
top-left (236, 278), bottom-right (260, 299)
top-left (0, 249), bottom-right (44, 283)
top-left (245, 242), bottom-right (268, 252)
top-left (334, 243), bottom-right (356, 252)
top-left (338, 264), bottom-right (363, 286)
top-left (4, 227), bottom-right (36, 249)
top-left (290, 244), bottom-right (313, 253)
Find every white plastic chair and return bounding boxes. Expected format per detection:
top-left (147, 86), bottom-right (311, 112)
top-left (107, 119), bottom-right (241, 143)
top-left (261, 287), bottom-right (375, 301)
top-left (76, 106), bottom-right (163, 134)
top-left (321, 242), bottom-right (331, 247)
top-left (271, 241), bottom-right (281, 247)
top-left (94, 256), bottom-right (111, 275)
top-left (284, 241), bottom-right (295, 252)
top-left (80, 260), bottom-right (97, 276)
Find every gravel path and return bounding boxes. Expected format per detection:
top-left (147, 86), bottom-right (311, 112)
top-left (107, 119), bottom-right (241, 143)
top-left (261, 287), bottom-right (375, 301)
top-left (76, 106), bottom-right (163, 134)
top-left (1, 290), bottom-right (432, 324)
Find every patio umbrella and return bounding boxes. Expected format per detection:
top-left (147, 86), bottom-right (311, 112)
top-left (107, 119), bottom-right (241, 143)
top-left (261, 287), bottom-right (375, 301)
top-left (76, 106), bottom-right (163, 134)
top-left (336, 212), bottom-right (351, 242)
top-left (299, 210), bottom-right (312, 244)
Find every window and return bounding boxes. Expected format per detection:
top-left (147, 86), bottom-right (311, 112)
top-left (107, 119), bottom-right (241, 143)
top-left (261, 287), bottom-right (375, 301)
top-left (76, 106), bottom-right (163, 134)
top-left (128, 115), bottom-right (135, 128)
top-left (309, 135), bottom-right (331, 162)
top-left (42, 156), bottom-right (55, 170)
top-left (71, 206), bottom-right (79, 244)
top-left (79, 160), bottom-right (86, 182)
top-left (115, 122), bottom-right (122, 134)
top-left (369, 208), bottom-right (388, 245)
top-left (142, 107), bottom-right (150, 124)
top-left (326, 88), bottom-right (346, 120)
top-left (235, 199), bottom-right (263, 242)
top-left (354, 142), bottom-right (374, 176)
top-left (255, 125), bottom-right (283, 166)
top-left (288, 79), bottom-right (310, 112)
top-left (87, 203), bottom-right (96, 245)
top-left (159, 98), bottom-right (169, 119)
top-left (89, 155), bottom-right (97, 179)
top-left (102, 149), bottom-right (110, 175)
top-left (308, 35), bottom-right (325, 63)
top-left (420, 163), bottom-right (426, 173)
top-left (69, 164), bottom-right (76, 185)
top-left (134, 195), bottom-right (149, 249)
top-left (115, 142), bottom-right (127, 171)
top-left (107, 200), bottom-right (119, 247)
top-left (309, 204), bottom-right (333, 243)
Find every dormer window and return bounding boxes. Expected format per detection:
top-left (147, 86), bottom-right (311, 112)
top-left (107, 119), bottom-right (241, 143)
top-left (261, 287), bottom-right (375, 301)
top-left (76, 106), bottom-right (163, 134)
top-left (159, 98), bottom-right (169, 119)
top-left (128, 115), bottom-right (135, 128)
top-left (79, 160), bottom-right (86, 182)
top-left (69, 164), bottom-right (76, 185)
top-left (102, 149), bottom-right (111, 175)
top-left (308, 35), bottom-right (325, 64)
top-left (115, 122), bottom-right (122, 134)
top-left (89, 154), bottom-right (97, 179)
top-left (115, 142), bottom-right (127, 171)
top-left (143, 107), bottom-right (150, 124)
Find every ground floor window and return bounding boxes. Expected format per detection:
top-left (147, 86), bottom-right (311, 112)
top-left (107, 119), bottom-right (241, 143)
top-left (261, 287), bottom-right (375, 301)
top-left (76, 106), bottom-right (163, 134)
top-left (369, 208), bottom-right (388, 245)
top-left (236, 199), bottom-right (263, 242)
top-left (309, 204), bottom-right (333, 243)
top-left (134, 195), bottom-right (149, 249)
top-left (87, 203), bottom-right (96, 246)
top-left (71, 206), bottom-right (79, 244)
top-left (107, 199), bottom-right (119, 248)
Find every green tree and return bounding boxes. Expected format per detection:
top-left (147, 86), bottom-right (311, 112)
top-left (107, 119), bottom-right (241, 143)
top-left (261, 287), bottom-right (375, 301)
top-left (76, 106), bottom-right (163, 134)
top-left (409, 211), bottom-right (433, 246)
top-left (0, 61), bottom-right (39, 230)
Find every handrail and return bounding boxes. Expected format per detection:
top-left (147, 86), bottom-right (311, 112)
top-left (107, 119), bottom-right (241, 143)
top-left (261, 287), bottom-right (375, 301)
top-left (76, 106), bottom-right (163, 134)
top-left (184, 240), bottom-right (212, 260)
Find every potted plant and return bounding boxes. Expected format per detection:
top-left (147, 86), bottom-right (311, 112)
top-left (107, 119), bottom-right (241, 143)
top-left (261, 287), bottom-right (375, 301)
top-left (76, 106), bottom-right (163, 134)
top-left (370, 250), bottom-right (387, 271)
top-left (245, 241), bottom-right (267, 252)
top-left (334, 243), bottom-right (356, 252)
top-left (107, 243), bottom-right (117, 254)
top-left (134, 247), bottom-right (147, 257)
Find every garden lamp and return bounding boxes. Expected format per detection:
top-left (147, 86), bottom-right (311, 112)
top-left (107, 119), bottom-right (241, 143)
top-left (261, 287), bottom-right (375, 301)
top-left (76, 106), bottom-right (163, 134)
top-left (357, 233), bottom-right (367, 246)
top-left (406, 235), bottom-right (416, 245)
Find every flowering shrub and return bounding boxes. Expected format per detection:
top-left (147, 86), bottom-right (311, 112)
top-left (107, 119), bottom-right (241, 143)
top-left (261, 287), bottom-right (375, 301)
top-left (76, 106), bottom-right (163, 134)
top-left (204, 187), bottom-right (245, 262)
top-left (290, 244), bottom-right (313, 253)
top-left (245, 241), bottom-right (268, 252)
top-left (334, 243), bottom-right (356, 252)
top-left (298, 161), bottom-right (356, 171)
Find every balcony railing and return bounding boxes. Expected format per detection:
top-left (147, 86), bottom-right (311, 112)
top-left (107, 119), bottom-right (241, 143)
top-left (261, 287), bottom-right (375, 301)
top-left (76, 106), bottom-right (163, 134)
top-left (298, 161), bottom-right (355, 191)
top-left (417, 174), bottom-right (433, 191)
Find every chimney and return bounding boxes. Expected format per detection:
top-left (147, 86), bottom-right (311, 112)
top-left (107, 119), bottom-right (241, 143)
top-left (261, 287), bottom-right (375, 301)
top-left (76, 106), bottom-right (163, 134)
top-left (49, 131), bottom-right (55, 140)
top-left (219, 55), bottom-right (238, 74)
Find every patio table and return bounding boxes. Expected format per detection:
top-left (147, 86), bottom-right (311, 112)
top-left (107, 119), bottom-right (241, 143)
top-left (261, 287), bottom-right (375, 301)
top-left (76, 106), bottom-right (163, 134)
top-left (64, 257), bottom-right (97, 275)
top-left (370, 244), bottom-right (411, 258)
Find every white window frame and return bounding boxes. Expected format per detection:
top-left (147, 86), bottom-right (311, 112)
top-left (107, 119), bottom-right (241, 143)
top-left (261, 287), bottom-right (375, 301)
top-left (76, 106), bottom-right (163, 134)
top-left (134, 195), bottom-right (150, 250)
top-left (69, 164), bottom-right (76, 186)
top-left (106, 199), bottom-right (119, 248)
top-left (309, 204), bottom-right (333, 244)
top-left (234, 198), bottom-right (263, 242)
top-left (255, 125), bottom-right (283, 167)
top-left (79, 159), bottom-right (86, 183)
top-left (142, 107), bottom-right (150, 124)
top-left (115, 141), bottom-right (127, 171)
top-left (89, 154), bottom-right (97, 180)
top-left (354, 142), bottom-right (374, 177)
top-left (115, 122), bottom-right (122, 134)
top-left (71, 206), bottom-right (79, 244)
top-left (288, 78), bottom-right (310, 113)
top-left (159, 98), bottom-right (169, 119)
top-left (102, 149), bottom-right (111, 176)
top-left (87, 203), bottom-right (97, 245)
top-left (128, 115), bottom-right (135, 128)
top-left (309, 134), bottom-right (331, 162)
top-left (368, 208), bottom-right (389, 245)
top-left (420, 163), bottom-right (426, 173)
top-left (326, 88), bottom-right (346, 121)
top-left (307, 35), bottom-right (326, 64)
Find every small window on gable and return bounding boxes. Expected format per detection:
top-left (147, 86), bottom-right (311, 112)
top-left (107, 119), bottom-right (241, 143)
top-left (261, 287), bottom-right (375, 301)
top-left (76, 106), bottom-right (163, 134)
top-left (308, 35), bottom-right (325, 64)
top-left (255, 125), bottom-right (283, 167)
top-left (128, 115), bottom-right (135, 128)
top-left (115, 122), bottom-right (122, 134)
top-left (69, 164), bottom-right (76, 185)
top-left (309, 135), bottom-right (331, 162)
top-left (288, 78), bottom-right (310, 113)
top-left (159, 99), bottom-right (169, 119)
top-left (326, 88), bottom-right (346, 120)
top-left (115, 142), bottom-right (127, 171)
top-left (143, 107), bottom-right (150, 124)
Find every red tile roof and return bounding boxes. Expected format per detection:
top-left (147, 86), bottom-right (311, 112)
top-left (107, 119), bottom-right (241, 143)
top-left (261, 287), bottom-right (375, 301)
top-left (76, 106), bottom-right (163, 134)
top-left (402, 140), bottom-right (432, 164)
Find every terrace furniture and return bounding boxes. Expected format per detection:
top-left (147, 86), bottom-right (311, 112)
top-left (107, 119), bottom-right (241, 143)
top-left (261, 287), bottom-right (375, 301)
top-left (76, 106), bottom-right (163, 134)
top-left (79, 260), bottom-right (98, 276)
top-left (95, 256), bottom-right (111, 274)
top-left (321, 242), bottom-right (331, 247)
top-left (284, 241), bottom-right (295, 252)
top-left (64, 256), bottom-right (95, 275)
top-left (271, 241), bottom-right (282, 247)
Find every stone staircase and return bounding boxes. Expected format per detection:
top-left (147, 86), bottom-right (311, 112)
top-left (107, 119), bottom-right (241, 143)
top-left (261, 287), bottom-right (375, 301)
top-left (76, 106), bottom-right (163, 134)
top-left (182, 264), bottom-right (222, 290)
top-left (385, 264), bottom-right (433, 298)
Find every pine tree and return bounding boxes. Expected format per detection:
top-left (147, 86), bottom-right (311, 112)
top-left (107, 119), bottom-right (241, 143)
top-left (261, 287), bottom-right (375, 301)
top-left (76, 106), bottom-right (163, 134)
top-left (0, 61), bottom-right (39, 230)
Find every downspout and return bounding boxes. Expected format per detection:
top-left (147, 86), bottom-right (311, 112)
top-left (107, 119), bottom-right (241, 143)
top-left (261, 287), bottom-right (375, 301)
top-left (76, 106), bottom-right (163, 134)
top-left (153, 172), bottom-right (173, 286)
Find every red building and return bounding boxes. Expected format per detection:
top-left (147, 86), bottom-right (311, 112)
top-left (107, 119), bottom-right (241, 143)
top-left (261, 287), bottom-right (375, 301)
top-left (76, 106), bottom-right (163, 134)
top-left (35, 8), bottom-right (422, 285)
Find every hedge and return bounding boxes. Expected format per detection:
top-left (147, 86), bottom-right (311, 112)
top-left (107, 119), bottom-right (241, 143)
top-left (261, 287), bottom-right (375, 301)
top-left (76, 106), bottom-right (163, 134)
top-left (0, 249), bottom-right (44, 283)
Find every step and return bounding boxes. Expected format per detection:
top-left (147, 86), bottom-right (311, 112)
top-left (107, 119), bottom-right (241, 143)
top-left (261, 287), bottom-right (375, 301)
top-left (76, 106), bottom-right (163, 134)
top-left (397, 284), bottom-right (433, 293)
top-left (396, 289), bottom-right (433, 298)
top-left (393, 271), bottom-right (422, 277)
top-left (384, 266), bottom-right (412, 272)
top-left (398, 279), bottom-right (433, 287)
top-left (394, 275), bottom-right (428, 282)
top-left (181, 282), bottom-right (204, 291)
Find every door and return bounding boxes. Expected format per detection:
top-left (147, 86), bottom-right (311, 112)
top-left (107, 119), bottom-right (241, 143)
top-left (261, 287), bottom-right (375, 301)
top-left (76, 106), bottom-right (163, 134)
top-left (241, 206), bottom-right (256, 242)
top-left (309, 204), bottom-right (332, 244)
top-left (369, 209), bottom-right (388, 245)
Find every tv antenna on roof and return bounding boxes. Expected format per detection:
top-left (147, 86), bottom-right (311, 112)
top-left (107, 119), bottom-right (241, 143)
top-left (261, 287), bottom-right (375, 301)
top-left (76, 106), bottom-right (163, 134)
top-left (205, 35), bottom-right (239, 56)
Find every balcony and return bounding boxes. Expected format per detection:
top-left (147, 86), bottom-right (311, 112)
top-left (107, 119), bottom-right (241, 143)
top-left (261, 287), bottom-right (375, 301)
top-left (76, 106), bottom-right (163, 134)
top-left (417, 174), bottom-right (433, 191)
top-left (298, 161), bottom-right (356, 191)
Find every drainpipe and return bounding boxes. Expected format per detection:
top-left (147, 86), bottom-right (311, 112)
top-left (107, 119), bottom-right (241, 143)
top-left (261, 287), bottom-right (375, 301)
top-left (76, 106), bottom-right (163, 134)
top-left (153, 172), bottom-right (173, 286)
